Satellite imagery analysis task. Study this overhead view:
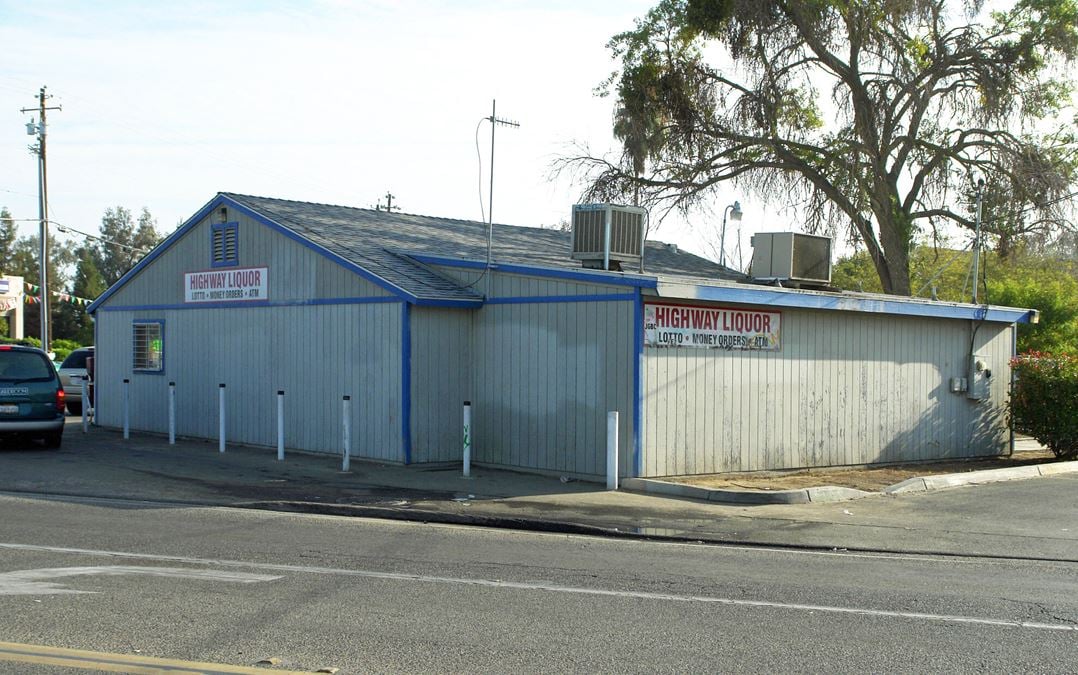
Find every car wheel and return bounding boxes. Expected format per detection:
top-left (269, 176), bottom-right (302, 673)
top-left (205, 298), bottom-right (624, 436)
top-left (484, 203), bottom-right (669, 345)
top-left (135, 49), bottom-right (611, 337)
top-left (44, 431), bottom-right (63, 448)
top-left (66, 402), bottom-right (82, 416)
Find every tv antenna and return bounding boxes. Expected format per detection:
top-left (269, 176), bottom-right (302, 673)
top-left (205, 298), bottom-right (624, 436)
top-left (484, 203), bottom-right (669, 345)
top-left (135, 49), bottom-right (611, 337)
top-left (480, 99), bottom-right (519, 297)
top-left (375, 191), bottom-right (400, 213)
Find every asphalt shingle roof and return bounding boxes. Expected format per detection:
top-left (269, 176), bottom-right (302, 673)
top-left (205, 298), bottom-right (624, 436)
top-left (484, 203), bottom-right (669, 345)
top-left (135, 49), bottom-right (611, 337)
top-left (224, 193), bottom-right (747, 301)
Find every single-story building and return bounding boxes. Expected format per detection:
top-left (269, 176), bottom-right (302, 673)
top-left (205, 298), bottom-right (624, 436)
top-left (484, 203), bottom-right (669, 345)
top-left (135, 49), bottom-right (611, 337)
top-left (87, 193), bottom-right (1035, 479)
top-left (1, 275), bottom-right (25, 339)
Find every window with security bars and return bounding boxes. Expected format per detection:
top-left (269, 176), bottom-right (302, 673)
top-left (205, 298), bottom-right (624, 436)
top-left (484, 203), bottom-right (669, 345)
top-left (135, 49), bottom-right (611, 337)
top-left (212, 223), bottom-right (238, 267)
top-left (133, 322), bottom-right (164, 372)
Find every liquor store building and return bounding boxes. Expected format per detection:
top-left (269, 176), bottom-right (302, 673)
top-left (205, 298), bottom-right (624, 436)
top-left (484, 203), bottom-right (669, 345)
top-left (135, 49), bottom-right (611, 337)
top-left (87, 193), bottom-right (1035, 479)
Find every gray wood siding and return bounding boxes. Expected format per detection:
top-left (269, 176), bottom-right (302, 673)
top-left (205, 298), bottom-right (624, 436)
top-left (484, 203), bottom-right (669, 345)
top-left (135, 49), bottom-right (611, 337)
top-left (642, 305), bottom-right (1014, 476)
top-left (410, 308), bottom-right (475, 463)
top-left (472, 274), bottom-right (635, 478)
top-left (94, 303), bottom-right (403, 461)
top-left (106, 210), bottom-right (394, 307)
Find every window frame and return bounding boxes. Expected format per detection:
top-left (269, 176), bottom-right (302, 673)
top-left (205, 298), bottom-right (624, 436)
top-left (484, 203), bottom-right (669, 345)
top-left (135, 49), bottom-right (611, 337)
top-left (132, 320), bottom-right (165, 374)
top-left (211, 222), bottom-right (239, 268)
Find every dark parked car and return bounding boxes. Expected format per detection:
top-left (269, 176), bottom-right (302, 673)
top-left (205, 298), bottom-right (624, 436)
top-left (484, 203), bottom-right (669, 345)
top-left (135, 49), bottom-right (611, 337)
top-left (0, 344), bottom-right (65, 447)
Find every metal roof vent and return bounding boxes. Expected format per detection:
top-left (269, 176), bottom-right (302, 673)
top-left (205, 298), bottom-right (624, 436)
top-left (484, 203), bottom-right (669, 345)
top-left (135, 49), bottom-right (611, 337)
top-left (570, 204), bottom-right (646, 271)
top-left (750, 232), bottom-right (832, 285)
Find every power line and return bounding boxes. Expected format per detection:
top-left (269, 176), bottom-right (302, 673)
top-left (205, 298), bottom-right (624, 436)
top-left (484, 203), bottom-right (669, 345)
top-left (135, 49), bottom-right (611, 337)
top-left (2, 218), bottom-right (151, 254)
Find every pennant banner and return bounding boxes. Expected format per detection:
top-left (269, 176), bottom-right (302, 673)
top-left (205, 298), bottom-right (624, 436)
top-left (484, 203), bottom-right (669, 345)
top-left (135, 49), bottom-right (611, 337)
top-left (18, 282), bottom-right (95, 307)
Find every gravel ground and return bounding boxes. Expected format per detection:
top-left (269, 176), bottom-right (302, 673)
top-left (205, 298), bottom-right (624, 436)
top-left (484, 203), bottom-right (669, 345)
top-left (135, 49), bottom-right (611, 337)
top-left (669, 448), bottom-right (1059, 492)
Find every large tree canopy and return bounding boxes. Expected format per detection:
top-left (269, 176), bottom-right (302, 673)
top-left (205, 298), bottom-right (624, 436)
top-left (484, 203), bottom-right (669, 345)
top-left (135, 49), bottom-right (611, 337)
top-left (95, 206), bottom-right (162, 286)
top-left (568, 0), bottom-right (1078, 294)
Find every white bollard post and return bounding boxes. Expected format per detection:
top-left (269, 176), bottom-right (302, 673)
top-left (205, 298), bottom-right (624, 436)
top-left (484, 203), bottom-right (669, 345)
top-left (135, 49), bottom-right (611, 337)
top-left (218, 383), bottom-right (226, 453)
top-left (342, 395), bottom-right (351, 472)
top-left (80, 376), bottom-right (88, 433)
top-left (122, 378), bottom-right (130, 439)
top-left (276, 390), bottom-right (285, 461)
top-left (462, 401), bottom-right (472, 478)
top-left (168, 381), bottom-right (176, 445)
top-left (606, 411), bottom-right (619, 491)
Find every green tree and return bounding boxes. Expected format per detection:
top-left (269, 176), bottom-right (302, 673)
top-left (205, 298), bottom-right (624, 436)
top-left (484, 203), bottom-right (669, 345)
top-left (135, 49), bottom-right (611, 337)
top-left (565, 0), bottom-right (1078, 295)
top-left (133, 207), bottom-right (163, 254)
top-left (0, 208), bottom-right (17, 266)
top-left (94, 206), bottom-right (161, 286)
top-left (52, 246), bottom-right (104, 345)
top-left (95, 206), bottom-right (135, 286)
top-left (989, 273), bottom-right (1078, 354)
top-left (833, 244), bottom-right (1078, 353)
top-left (7, 234), bottom-right (75, 344)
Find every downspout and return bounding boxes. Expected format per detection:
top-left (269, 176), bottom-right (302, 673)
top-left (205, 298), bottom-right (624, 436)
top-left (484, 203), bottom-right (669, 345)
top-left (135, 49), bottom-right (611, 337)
top-left (633, 289), bottom-right (644, 477)
top-left (1008, 323), bottom-right (1016, 457)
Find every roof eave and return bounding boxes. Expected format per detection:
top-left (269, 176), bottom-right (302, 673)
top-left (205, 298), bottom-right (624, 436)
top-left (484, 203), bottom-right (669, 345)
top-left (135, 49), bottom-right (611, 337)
top-left (653, 278), bottom-right (1037, 323)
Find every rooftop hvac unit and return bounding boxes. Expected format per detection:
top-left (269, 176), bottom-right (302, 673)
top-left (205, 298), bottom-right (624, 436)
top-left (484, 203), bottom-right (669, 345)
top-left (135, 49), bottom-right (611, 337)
top-left (750, 232), bottom-right (832, 285)
top-left (571, 204), bottom-right (646, 270)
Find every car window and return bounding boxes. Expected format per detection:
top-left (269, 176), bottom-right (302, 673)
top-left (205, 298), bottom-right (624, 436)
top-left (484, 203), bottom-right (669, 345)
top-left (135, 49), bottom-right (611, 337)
top-left (0, 351), bottom-right (56, 381)
top-left (60, 350), bottom-right (89, 369)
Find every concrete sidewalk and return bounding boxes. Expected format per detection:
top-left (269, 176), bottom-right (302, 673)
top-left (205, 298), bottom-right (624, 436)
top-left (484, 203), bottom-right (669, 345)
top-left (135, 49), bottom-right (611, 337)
top-left (2, 419), bottom-right (1077, 562)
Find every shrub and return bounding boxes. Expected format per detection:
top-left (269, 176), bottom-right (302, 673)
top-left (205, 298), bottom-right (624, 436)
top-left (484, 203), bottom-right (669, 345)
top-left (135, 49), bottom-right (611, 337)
top-left (1010, 353), bottom-right (1078, 460)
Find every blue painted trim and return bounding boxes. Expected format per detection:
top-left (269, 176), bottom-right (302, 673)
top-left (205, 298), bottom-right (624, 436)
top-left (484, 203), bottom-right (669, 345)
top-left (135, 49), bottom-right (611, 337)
top-left (401, 302), bottom-right (412, 465)
top-left (485, 293), bottom-right (636, 305)
top-left (221, 196), bottom-right (417, 301)
top-left (408, 253), bottom-right (659, 289)
top-left (89, 195), bottom-right (224, 313)
top-left (89, 194), bottom-right (418, 314)
top-left (93, 313), bottom-right (100, 422)
top-left (132, 319), bottom-right (165, 374)
top-left (97, 296), bottom-right (400, 312)
top-left (210, 222), bottom-right (239, 268)
top-left (632, 289), bottom-right (643, 478)
top-left (678, 284), bottom-right (1037, 324)
top-left (412, 297), bottom-right (483, 308)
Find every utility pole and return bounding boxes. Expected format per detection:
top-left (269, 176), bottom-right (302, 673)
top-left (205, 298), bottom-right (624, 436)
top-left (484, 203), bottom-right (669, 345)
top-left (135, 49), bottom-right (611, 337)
top-left (483, 99), bottom-right (519, 297)
top-left (971, 178), bottom-right (984, 305)
top-left (20, 86), bottom-right (61, 353)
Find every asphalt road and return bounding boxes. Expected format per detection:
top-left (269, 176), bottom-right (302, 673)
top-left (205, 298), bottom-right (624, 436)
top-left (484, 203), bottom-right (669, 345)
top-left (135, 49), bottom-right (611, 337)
top-left (1, 492), bottom-right (1075, 673)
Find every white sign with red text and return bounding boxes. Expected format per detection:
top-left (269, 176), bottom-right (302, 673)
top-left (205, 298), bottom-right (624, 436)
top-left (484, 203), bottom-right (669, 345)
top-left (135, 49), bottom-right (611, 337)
top-left (184, 267), bottom-right (268, 303)
top-left (644, 303), bottom-right (781, 351)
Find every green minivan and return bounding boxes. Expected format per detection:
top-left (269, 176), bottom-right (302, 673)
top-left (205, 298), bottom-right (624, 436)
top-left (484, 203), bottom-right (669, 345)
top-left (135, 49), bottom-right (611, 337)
top-left (0, 344), bottom-right (66, 447)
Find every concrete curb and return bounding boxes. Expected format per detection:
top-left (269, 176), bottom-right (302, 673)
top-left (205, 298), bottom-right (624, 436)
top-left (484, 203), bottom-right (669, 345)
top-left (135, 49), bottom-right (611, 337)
top-left (620, 478), bottom-right (872, 505)
top-left (884, 460), bottom-right (1078, 494)
top-left (625, 460), bottom-right (1078, 504)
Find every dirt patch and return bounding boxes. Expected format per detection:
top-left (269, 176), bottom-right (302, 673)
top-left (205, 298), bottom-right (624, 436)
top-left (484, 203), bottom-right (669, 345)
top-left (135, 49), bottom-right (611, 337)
top-left (668, 449), bottom-right (1060, 493)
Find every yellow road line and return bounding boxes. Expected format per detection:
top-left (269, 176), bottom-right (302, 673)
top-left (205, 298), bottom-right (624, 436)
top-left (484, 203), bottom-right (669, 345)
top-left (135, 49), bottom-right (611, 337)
top-left (0, 641), bottom-right (313, 673)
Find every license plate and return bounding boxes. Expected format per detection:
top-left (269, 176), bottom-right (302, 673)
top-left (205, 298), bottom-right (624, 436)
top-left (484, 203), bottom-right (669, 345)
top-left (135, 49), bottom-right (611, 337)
top-left (0, 404), bottom-right (19, 414)
top-left (0, 387), bottom-right (28, 396)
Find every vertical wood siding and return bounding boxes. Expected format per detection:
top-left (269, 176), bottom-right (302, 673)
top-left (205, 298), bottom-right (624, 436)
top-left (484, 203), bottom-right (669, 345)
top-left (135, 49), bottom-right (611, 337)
top-left (95, 304), bottom-right (402, 460)
top-left (472, 274), bottom-right (635, 478)
top-left (105, 210), bottom-right (395, 307)
top-left (410, 308), bottom-right (475, 463)
top-left (94, 207), bottom-right (402, 460)
top-left (642, 305), bottom-right (1014, 476)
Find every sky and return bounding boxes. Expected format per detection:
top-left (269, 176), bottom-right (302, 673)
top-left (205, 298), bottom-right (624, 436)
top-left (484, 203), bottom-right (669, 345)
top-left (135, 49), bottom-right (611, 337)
top-left (0, 0), bottom-right (777, 281)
